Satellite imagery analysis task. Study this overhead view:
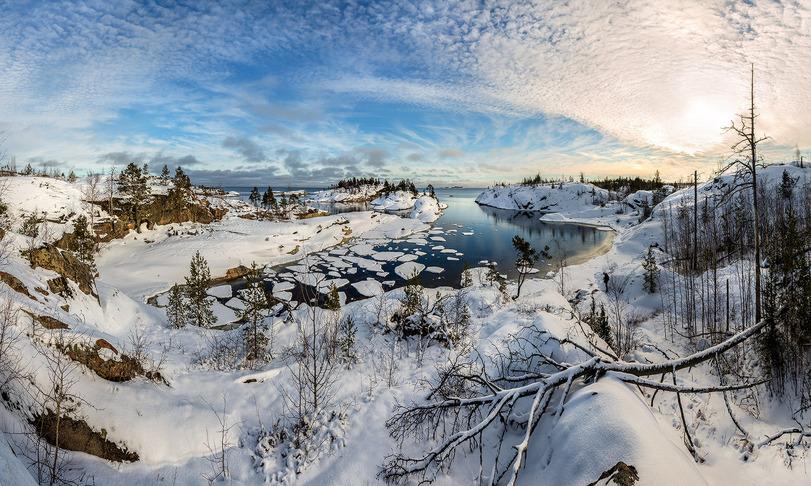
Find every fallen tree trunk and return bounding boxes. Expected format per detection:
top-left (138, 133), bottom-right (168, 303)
top-left (381, 319), bottom-right (768, 485)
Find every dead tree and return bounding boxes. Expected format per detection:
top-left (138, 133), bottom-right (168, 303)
top-left (721, 63), bottom-right (769, 323)
top-left (380, 319), bottom-right (767, 485)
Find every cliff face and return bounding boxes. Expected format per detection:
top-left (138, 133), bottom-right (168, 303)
top-left (27, 244), bottom-right (97, 297)
top-left (59, 188), bottom-right (228, 244)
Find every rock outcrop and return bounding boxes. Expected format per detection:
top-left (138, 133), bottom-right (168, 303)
top-left (27, 244), bottom-right (97, 297)
top-left (32, 412), bottom-right (139, 463)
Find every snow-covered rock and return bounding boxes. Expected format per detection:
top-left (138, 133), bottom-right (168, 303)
top-left (305, 184), bottom-right (382, 203)
top-left (371, 192), bottom-right (447, 222)
top-left (475, 182), bottom-right (609, 212)
top-left (409, 195), bottom-right (446, 222)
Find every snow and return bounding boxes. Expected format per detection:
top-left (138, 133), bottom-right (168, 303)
top-left (207, 284), bottom-right (233, 299)
top-left (96, 210), bottom-right (427, 299)
top-left (351, 279), bottom-right (384, 297)
top-left (306, 184), bottom-right (382, 203)
top-left (394, 261), bottom-right (425, 279)
top-left (524, 377), bottom-right (708, 486)
top-left (475, 181), bottom-right (609, 212)
top-left (2, 168), bottom-right (810, 486)
top-left (370, 251), bottom-right (404, 261)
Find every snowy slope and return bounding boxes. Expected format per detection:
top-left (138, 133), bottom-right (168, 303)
top-left (305, 184), bottom-right (383, 203)
top-left (475, 182), bottom-right (609, 212)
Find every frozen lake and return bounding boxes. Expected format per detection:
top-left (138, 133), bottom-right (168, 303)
top-left (225, 187), bottom-right (613, 305)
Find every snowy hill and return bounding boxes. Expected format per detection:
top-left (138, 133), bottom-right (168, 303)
top-left (1, 167), bottom-right (810, 485)
top-left (305, 184), bottom-right (383, 203)
top-left (475, 181), bottom-right (609, 212)
top-left (370, 191), bottom-right (447, 222)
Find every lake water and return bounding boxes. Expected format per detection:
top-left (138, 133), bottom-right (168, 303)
top-left (223, 187), bottom-right (613, 305)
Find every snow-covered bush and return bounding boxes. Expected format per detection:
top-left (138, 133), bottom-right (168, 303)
top-left (250, 410), bottom-right (348, 485)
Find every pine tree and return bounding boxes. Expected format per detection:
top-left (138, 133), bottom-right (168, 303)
top-left (264, 186), bottom-right (276, 211)
top-left (71, 215), bottom-right (95, 267)
top-left (160, 164), bottom-right (170, 182)
top-left (185, 251), bottom-right (215, 327)
top-left (512, 235), bottom-right (538, 298)
top-left (759, 204), bottom-right (811, 397)
top-left (486, 266), bottom-right (508, 301)
top-left (67, 170), bottom-right (77, 183)
top-left (780, 169), bottom-right (796, 199)
top-left (642, 246), bottom-right (659, 293)
top-left (241, 262), bottom-right (269, 364)
top-left (325, 284), bottom-right (341, 312)
top-left (249, 187), bottom-right (260, 207)
top-left (174, 167), bottom-right (191, 190)
top-left (19, 212), bottom-right (40, 237)
top-left (117, 162), bottom-right (151, 231)
top-left (461, 262), bottom-right (473, 287)
top-left (338, 315), bottom-right (357, 365)
top-left (166, 284), bottom-right (187, 328)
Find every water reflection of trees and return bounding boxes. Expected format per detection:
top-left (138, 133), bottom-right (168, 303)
top-left (477, 204), bottom-right (606, 258)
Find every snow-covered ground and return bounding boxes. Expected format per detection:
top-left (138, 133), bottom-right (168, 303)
top-left (306, 185), bottom-right (448, 222)
top-left (475, 181), bottom-right (644, 230)
top-left (371, 192), bottom-right (447, 222)
top-left (1, 169), bottom-right (809, 485)
top-left (305, 184), bottom-right (383, 203)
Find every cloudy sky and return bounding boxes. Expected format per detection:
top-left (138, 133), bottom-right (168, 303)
top-left (1, 1), bottom-right (810, 186)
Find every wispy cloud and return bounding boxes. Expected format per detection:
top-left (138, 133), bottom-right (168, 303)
top-left (1, 1), bottom-right (809, 185)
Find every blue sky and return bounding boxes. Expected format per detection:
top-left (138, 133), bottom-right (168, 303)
top-left (1, 1), bottom-right (810, 186)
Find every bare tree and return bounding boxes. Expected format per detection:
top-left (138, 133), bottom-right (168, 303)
top-left (282, 302), bottom-right (340, 429)
top-left (380, 319), bottom-right (767, 484)
top-left (31, 331), bottom-right (83, 486)
top-left (0, 293), bottom-right (22, 393)
top-left (82, 172), bottom-right (102, 250)
top-left (202, 397), bottom-right (234, 484)
top-left (721, 63), bottom-right (769, 323)
top-left (105, 167), bottom-right (116, 228)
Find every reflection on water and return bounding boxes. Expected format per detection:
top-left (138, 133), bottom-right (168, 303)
top-left (224, 187), bottom-right (613, 306)
top-left (428, 188), bottom-right (612, 280)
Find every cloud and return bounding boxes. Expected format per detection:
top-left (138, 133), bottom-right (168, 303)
top-left (27, 157), bottom-right (66, 169)
top-left (222, 136), bottom-right (267, 163)
top-left (438, 148), bottom-right (463, 159)
top-left (316, 1), bottom-right (811, 156)
top-left (4, 1), bottom-right (811, 184)
top-left (96, 151), bottom-right (203, 172)
top-left (356, 148), bottom-right (389, 167)
top-left (149, 153), bottom-right (203, 169)
top-left (97, 152), bottom-right (147, 166)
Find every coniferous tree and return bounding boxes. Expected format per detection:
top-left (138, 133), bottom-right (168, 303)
top-left (166, 284), bottom-right (187, 328)
top-left (71, 215), bottom-right (95, 267)
top-left (759, 204), bottom-right (811, 398)
top-left (174, 167), bottom-right (191, 190)
top-left (249, 187), bottom-right (260, 207)
top-left (117, 162), bottom-right (151, 231)
top-left (264, 186), bottom-right (276, 211)
top-left (337, 315), bottom-right (357, 365)
top-left (325, 284), bottom-right (341, 312)
top-left (780, 169), bottom-right (796, 199)
top-left (185, 251), bottom-right (215, 327)
top-left (642, 247), bottom-right (659, 293)
top-left (160, 164), bottom-right (170, 182)
top-left (512, 235), bottom-right (538, 298)
top-left (586, 296), bottom-right (613, 348)
top-left (67, 170), bottom-right (77, 183)
top-left (241, 262), bottom-right (269, 364)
